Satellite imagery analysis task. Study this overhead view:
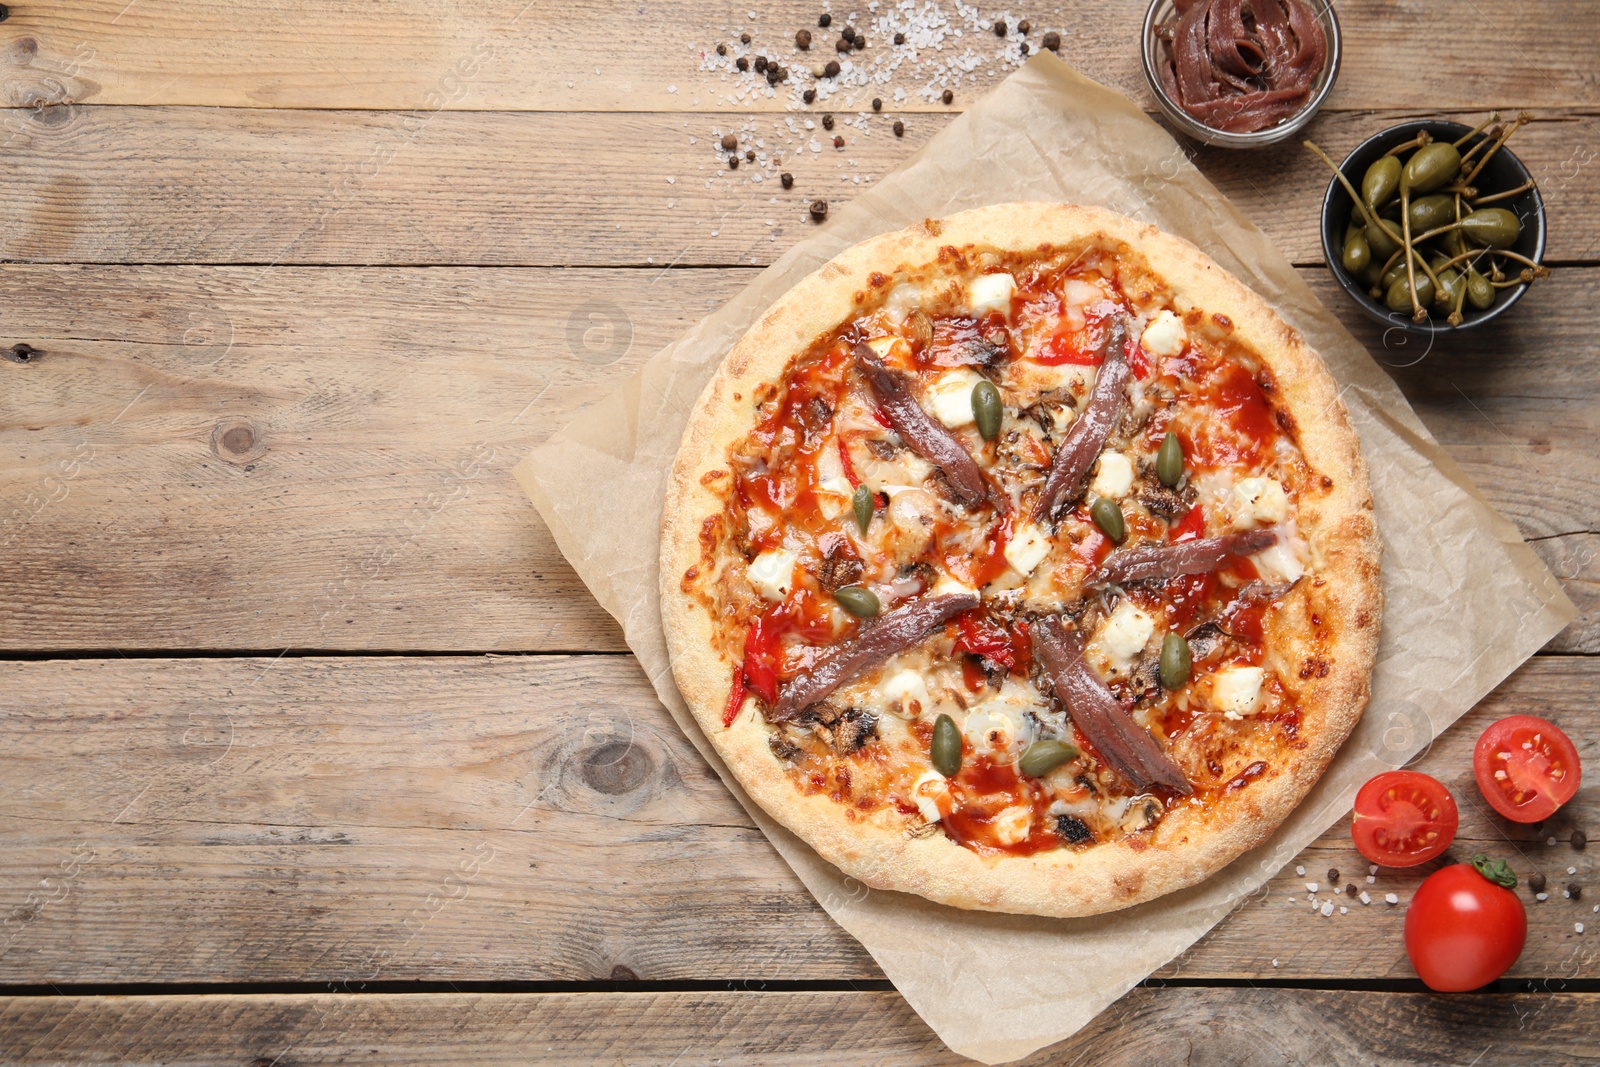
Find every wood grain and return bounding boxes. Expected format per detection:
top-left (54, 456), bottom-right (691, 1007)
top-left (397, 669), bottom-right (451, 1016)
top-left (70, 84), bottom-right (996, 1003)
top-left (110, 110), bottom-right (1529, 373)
top-left (1, 106), bottom-right (1595, 267)
top-left (1, 655), bottom-right (1594, 986)
top-left (2, 264), bottom-right (1593, 652)
top-left (3, 988), bottom-right (1599, 1065)
top-left (2, 0), bottom-right (1595, 113)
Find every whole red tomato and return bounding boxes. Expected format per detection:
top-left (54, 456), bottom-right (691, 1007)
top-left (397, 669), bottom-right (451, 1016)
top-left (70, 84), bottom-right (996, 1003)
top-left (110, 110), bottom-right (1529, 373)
top-left (1404, 855), bottom-right (1527, 992)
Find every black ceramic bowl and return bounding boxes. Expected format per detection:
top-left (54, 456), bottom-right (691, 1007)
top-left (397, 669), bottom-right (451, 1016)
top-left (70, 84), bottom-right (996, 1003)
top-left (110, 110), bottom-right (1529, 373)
top-left (1319, 119), bottom-right (1547, 334)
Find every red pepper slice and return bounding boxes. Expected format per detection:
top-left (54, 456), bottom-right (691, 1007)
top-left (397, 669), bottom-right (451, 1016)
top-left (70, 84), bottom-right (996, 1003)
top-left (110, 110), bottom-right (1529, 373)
top-left (1171, 503), bottom-right (1206, 543)
top-left (1128, 341), bottom-right (1151, 381)
top-left (955, 610), bottom-right (1016, 668)
top-left (721, 663), bottom-right (747, 727)
top-left (1035, 332), bottom-right (1103, 367)
top-left (837, 435), bottom-right (861, 489)
top-left (960, 655), bottom-right (988, 693)
top-left (741, 613), bottom-right (781, 704)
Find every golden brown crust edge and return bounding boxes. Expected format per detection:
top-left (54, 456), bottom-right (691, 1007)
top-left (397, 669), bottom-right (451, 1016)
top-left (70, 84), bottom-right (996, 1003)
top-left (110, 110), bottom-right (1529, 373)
top-left (659, 202), bottom-right (1381, 917)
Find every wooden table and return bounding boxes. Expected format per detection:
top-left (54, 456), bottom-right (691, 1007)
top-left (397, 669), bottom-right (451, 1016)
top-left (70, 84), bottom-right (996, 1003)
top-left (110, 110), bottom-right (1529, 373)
top-left (1, 2), bottom-right (1596, 1062)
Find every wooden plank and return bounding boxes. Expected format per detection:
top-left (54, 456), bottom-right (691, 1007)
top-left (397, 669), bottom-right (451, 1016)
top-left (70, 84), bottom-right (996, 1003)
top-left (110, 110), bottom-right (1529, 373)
top-left (2, 264), bottom-right (1593, 652)
top-left (0, 655), bottom-right (1594, 985)
top-left (3, 989), bottom-right (1598, 1065)
top-left (1, 0), bottom-right (1594, 112)
top-left (1, 106), bottom-right (1595, 267)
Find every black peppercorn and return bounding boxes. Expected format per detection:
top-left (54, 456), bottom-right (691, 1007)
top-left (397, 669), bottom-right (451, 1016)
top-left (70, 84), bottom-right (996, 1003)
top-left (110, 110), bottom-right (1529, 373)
top-left (894, 31), bottom-right (906, 45)
top-left (1018, 19), bottom-right (1031, 33)
top-left (1019, 42), bottom-right (1029, 55)
top-left (729, 157), bottom-right (739, 170)
top-left (736, 56), bottom-right (749, 71)
top-left (721, 133), bottom-right (737, 151)
top-left (824, 59), bottom-right (840, 76)
top-left (1574, 830), bottom-right (1588, 850)
top-left (833, 134), bottom-right (844, 148)
top-left (1327, 868), bottom-right (1340, 884)
top-left (836, 37), bottom-right (851, 52)
top-left (810, 199), bottom-right (828, 221)
top-left (941, 89), bottom-right (953, 104)
top-left (1043, 30), bottom-right (1061, 52)
top-left (994, 19), bottom-right (1007, 36)
top-left (822, 113), bottom-right (834, 130)
top-left (893, 119), bottom-right (905, 136)
top-left (871, 97), bottom-right (882, 111)
top-left (781, 172), bottom-right (794, 189)
top-left (716, 43), bottom-right (727, 56)
top-left (1530, 872), bottom-right (1547, 894)
top-left (803, 88), bottom-right (816, 103)
top-left (796, 29), bottom-right (812, 49)
top-left (1344, 883), bottom-right (1358, 897)
top-left (842, 25), bottom-right (857, 41)
top-left (766, 66), bottom-right (781, 84)
top-left (745, 148), bottom-right (756, 161)
top-left (853, 36), bottom-right (865, 50)
top-left (1569, 883), bottom-right (1584, 901)
top-left (740, 32), bottom-right (751, 44)
top-left (819, 12), bottom-right (831, 27)
top-left (754, 54), bottom-right (768, 72)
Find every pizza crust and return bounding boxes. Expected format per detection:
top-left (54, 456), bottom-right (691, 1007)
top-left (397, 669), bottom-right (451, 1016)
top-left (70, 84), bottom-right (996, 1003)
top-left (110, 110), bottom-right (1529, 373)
top-left (660, 202), bottom-right (1381, 917)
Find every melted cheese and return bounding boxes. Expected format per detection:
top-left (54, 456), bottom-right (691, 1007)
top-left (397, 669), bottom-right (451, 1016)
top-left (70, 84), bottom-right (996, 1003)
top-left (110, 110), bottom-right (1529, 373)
top-left (925, 368), bottom-right (986, 429)
top-left (1212, 666), bottom-right (1265, 719)
top-left (1140, 309), bottom-right (1187, 357)
top-left (912, 770), bottom-right (948, 822)
top-left (991, 805), bottom-right (1033, 846)
top-left (879, 669), bottom-right (932, 717)
top-left (747, 549), bottom-right (796, 602)
top-left (965, 272), bottom-right (1016, 318)
top-left (1092, 601), bottom-right (1156, 672)
top-left (1233, 477), bottom-right (1289, 526)
top-left (1004, 523), bottom-right (1052, 576)
top-left (1088, 452), bottom-right (1136, 499)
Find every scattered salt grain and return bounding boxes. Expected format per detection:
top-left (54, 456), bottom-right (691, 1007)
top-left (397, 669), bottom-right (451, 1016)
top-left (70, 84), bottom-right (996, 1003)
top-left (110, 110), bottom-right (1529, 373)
top-left (1320, 901), bottom-right (1334, 917)
top-left (1339, 906), bottom-right (1348, 915)
top-left (1359, 891), bottom-right (1372, 905)
top-left (1306, 882), bottom-right (1319, 893)
top-left (1370, 864), bottom-right (1378, 874)
top-left (1537, 892), bottom-right (1549, 901)
top-left (1366, 875), bottom-right (1376, 884)
top-left (1296, 865), bottom-right (1306, 876)
top-left (666, 177), bottom-right (677, 184)
top-left (1385, 893), bottom-right (1399, 905)
top-left (1271, 959), bottom-right (1279, 968)
top-left (1550, 837), bottom-right (1559, 846)
top-left (1570, 867), bottom-right (1579, 875)
top-left (1578, 923), bottom-right (1586, 934)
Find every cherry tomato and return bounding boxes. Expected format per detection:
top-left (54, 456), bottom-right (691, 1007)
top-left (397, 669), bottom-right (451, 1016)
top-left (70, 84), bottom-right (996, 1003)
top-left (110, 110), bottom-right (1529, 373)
top-left (1472, 714), bottom-right (1582, 823)
top-left (1404, 856), bottom-right (1527, 992)
top-left (1350, 770), bottom-right (1458, 867)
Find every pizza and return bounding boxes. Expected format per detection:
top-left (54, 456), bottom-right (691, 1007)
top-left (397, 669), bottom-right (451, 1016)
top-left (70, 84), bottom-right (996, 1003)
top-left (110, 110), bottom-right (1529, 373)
top-left (660, 203), bottom-right (1380, 917)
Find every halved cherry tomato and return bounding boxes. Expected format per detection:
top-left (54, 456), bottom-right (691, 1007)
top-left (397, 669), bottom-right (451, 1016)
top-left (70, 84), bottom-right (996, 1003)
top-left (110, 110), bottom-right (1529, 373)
top-left (1350, 770), bottom-right (1459, 868)
top-left (1472, 714), bottom-right (1582, 823)
top-left (1404, 855), bottom-right (1526, 992)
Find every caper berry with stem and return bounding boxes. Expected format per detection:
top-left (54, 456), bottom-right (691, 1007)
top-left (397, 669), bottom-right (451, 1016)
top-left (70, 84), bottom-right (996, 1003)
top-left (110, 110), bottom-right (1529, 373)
top-left (1362, 155), bottom-right (1400, 208)
top-left (1364, 217), bottom-right (1403, 261)
top-left (1401, 142), bottom-right (1461, 194)
top-left (1408, 193), bottom-right (1455, 234)
top-left (1156, 431), bottom-right (1184, 487)
top-left (971, 380), bottom-right (1002, 441)
top-left (1018, 739), bottom-right (1079, 778)
top-left (1466, 267), bottom-right (1495, 310)
top-left (1158, 632), bottom-right (1192, 689)
top-left (1460, 207), bottom-right (1521, 248)
top-left (834, 584), bottom-right (880, 618)
top-left (1341, 228), bottom-right (1371, 273)
top-left (931, 713), bottom-right (962, 776)
top-left (1090, 496), bottom-right (1126, 543)
top-left (1385, 273), bottom-right (1435, 313)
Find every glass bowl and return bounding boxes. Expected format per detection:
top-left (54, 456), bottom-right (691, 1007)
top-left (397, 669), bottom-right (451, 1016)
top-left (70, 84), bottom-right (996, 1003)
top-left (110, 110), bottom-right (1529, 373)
top-left (1141, 0), bottom-right (1342, 148)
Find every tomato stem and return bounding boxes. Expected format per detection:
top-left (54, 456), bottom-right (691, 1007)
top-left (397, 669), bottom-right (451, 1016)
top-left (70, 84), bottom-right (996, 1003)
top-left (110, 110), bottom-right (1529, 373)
top-left (1470, 853), bottom-right (1518, 889)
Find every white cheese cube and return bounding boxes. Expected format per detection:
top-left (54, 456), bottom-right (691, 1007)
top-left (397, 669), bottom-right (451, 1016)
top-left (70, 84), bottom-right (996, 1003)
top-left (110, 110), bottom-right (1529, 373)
top-left (1062, 279), bottom-right (1103, 308)
top-left (883, 281), bottom-right (925, 322)
top-left (816, 475), bottom-right (854, 520)
top-left (1088, 452), bottom-right (1136, 499)
top-left (928, 573), bottom-right (979, 599)
top-left (966, 272), bottom-right (1016, 319)
top-left (912, 770), bottom-right (948, 823)
top-left (1213, 666), bottom-right (1265, 719)
top-left (992, 805), bottom-right (1033, 846)
top-left (1100, 602), bottom-right (1156, 665)
top-left (865, 335), bottom-right (910, 363)
top-left (925, 368), bottom-right (987, 429)
top-left (1250, 540), bottom-right (1304, 584)
top-left (746, 548), bottom-right (797, 602)
top-left (1233, 477), bottom-right (1289, 526)
top-left (1004, 524), bottom-right (1052, 577)
top-left (963, 703), bottom-right (1029, 757)
top-left (880, 669), bottom-right (931, 716)
top-left (1140, 309), bottom-right (1187, 357)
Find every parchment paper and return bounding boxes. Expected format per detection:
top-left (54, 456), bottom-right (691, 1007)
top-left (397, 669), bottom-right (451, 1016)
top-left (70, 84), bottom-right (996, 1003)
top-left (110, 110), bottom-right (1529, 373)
top-left (515, 55), bottom-right (1575, 1064)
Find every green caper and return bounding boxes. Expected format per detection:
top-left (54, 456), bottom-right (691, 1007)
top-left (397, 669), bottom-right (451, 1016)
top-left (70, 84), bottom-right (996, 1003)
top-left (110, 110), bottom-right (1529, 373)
top-left (1341, 228), bottom-right (1371, 274)
top-left (1407, 193), bottom-right (1456, 234)
top-left (1381, 260), bottom-right (1408, 290)
top-left (1443, 228), bottom-right (1467, 258)
top-left (1089, 496), bottom-right (1126, 543)
top-left (1384, 273), bottom-right (1435, 313)
top-left (834, 584), bottom-right (880, 618)
top-left (931, 713), bottom-right (962, 777)
top-left (1156, 430), bottom-right (1184, 487)
top-left (1158, 632), bottom-right (1192, 689)
top-left (1018, 739), bottom-right (1079, 778)
top-left (1361, 155), bottom-right (1401, 208)
top-left (1356, 259), bottom-right (1385, 290)
top-left (972, 380), bottom-right (1002, 441)
top-left (1460, 207), bottom-right (1521, 249)
top-left (1363, 217), bottom-right (1403, 261)
top-left (1401, 142), bottom-right (1462, 194)
top-left (851, 484), bottom-right (873, 534)
top-left (1465, 267), bottom-right (1495, 310)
